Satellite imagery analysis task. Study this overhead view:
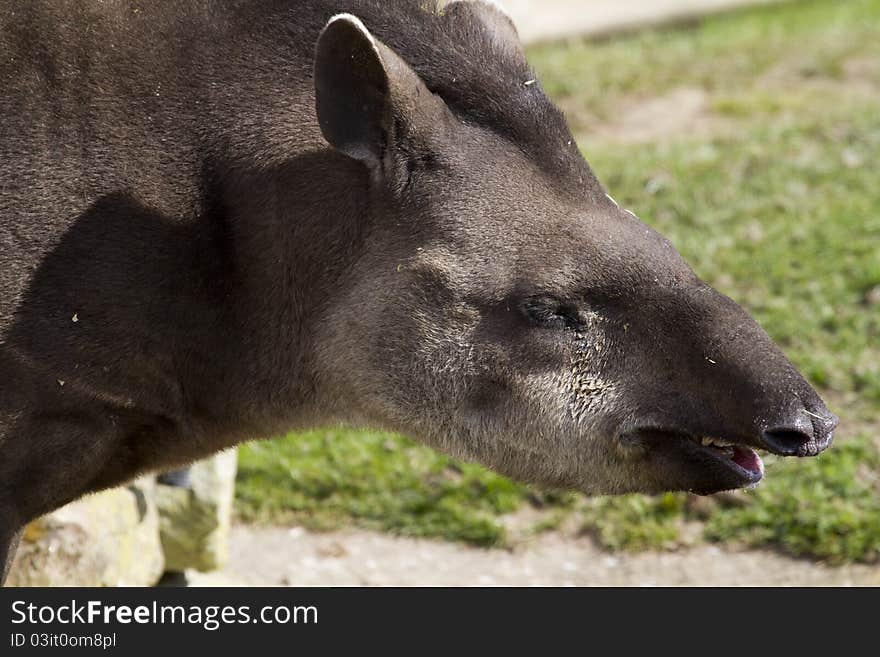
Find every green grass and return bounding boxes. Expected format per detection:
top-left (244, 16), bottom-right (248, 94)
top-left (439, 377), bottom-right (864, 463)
top-left (705, 435), bottom-right (880, 563)
top-left (236, 429), bottom-right (526, 546)
top-left (580, 493), bottom-right (688, 552)
top-left (236, 0), bottom-right (880, 562)
top-left (583, 105), bottom-right (880, 403)
top-left (579, 435), bottom-right (880, 564)
top-left (529, 0), bottom-right (880, 121)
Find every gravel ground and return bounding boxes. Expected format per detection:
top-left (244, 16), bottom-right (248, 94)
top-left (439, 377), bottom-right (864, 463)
top-left (182, 523), bottom-right (880, 587)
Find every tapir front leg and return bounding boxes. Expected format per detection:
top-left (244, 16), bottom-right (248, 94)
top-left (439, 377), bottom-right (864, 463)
top-left (0, 410), bottom-right (121, 586)
top-left (0, 526), bottom-right (24, 585)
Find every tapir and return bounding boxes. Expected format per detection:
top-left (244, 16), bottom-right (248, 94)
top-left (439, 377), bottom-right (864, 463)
top-left (0, 0), bottom-right (838, 583)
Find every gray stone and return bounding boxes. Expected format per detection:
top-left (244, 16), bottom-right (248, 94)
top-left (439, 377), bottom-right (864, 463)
top-left (155, 449), bottom-right (238, 572)
top-left (7, 477), bottom-right (164, 587)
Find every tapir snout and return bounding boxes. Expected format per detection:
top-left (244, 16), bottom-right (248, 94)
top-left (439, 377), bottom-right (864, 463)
top-left (605, 262), bottom-right (838, 494)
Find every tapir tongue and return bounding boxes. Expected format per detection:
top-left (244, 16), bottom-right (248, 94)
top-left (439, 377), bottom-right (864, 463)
top-left (732, 446), bottom-right (764, 475)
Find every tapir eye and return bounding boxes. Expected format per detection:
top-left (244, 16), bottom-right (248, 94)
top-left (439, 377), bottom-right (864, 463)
top-left (522, 296), bottom-right (581, 330)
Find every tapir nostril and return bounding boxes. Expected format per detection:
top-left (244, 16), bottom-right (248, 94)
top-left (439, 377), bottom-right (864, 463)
top-left (761, 428), bottom-right (814, 456)
top-left (761, 407), bottom-right (836, 457)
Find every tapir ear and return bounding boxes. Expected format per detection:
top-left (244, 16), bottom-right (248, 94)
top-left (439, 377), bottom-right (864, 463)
top-left (314, 14), bottom-right (440, 170)
top-left (442, 1), bottom-right (523, 57)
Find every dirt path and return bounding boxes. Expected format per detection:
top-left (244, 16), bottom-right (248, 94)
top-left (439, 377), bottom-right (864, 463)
top-left (506, 0), bottom-right (787, 44)
top-left (185, 523), bottom-right (879, 586)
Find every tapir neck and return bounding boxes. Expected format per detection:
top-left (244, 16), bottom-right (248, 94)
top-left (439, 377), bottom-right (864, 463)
top-left (211, 150), bottom-right (373, 436)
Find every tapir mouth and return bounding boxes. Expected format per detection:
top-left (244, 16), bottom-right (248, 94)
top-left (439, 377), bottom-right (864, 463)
top-left (619, 424), bottom-right (833, 494)
top-left (681, 434), bottom-right (765, 487)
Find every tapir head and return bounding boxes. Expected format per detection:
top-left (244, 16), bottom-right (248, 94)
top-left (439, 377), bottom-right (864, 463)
top-left (309, 3), bottom-right (837, 495)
